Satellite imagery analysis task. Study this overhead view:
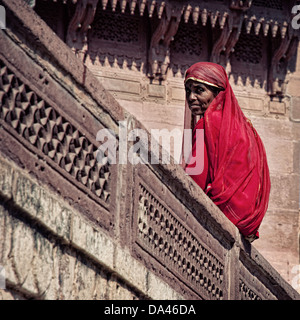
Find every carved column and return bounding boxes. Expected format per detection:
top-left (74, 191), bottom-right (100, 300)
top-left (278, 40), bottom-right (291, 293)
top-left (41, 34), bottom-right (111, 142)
top-left (66, 0), bottom-right (99, 60)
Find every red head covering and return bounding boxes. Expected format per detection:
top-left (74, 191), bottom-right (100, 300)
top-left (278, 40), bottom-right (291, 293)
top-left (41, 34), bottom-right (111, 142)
top-left (184, 62), bottom-right (271, 239)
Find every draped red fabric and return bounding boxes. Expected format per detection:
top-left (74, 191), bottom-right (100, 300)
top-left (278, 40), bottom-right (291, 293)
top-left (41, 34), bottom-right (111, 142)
top-left (184, 62), bottom-right (271, 238)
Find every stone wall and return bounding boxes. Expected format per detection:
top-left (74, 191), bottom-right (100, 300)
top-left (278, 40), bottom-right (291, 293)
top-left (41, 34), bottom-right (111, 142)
top-left (0, 0), bottom-right (299, 300)
top-left (0, 157), bottom-right (182, 300)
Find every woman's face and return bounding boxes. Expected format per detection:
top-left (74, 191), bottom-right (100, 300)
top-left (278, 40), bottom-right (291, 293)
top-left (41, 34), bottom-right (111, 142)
top-left (185, 80), bottom-right (217, 116)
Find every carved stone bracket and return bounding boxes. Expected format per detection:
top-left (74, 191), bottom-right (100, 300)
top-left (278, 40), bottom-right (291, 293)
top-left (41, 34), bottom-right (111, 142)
top-left (269, 29), bottom-right (299, 97)
top-left (230, 0), bottom-right (252, 11)
top-left (66, 0), bottom-right (99, 60)
top-left (210, 4), bottom-right (248, 66)
top-left (148, 5), bottom-right (183, 81)
top-left (210, 12), bottom-right (232, 66)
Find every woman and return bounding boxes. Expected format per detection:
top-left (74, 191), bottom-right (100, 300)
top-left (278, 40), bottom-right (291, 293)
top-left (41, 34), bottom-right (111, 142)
top-left (183, 62), bottom-right (271, 241)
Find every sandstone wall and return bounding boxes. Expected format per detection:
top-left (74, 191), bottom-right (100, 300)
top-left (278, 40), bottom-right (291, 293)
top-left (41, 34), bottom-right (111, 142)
top-left (0, 157), bottom-right (182, 300)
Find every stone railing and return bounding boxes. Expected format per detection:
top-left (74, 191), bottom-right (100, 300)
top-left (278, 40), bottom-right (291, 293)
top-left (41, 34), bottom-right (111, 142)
top-left (0, 0), bottom-right (299, 300)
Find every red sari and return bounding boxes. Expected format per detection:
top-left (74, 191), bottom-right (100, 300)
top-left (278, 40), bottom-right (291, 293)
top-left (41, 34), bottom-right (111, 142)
top-left (184, 62), bottom-right (271, 239)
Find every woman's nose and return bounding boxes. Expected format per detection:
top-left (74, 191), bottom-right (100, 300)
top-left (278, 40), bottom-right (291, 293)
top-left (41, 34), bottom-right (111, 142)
top-left (188, 91), bottom-right (196, 101)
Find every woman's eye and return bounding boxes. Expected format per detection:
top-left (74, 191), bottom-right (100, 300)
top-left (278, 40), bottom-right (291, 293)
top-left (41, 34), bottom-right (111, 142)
top-left (196, 87), bottom-right (204, 94)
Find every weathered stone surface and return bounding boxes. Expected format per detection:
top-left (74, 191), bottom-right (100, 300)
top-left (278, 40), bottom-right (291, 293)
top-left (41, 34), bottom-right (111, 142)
top-left (34, 232), bottom-right (56, 295)
top-left (114, 247), bottom-right (148, 294)
top-left (10, 218), bottom-right (35, 290)
top-left (105, 77), bottom-right (141, 95)
top-left (93, 269), bottom-right (109, 300)
top-left (0, 205), bottom-right (5, 264)
top-left (107, 275), bottom-right (140, 300)
top-left (55, 247), bottom-right (76, 300)
top-left (0, 206), bottom-right (17, 286)
top-left (71, 213), bottom-right (115, 271)
top-left (0, 159), bottom-right (13, 200)
top-left (42, 195), bottom-right (71, 242)
top-left (146, 272), bottom-right (184, 300)
top-left (14, 172), bottom-right (71, 242)
top-left (14, 174), bottom-right (40, 218)
top-left (262, 138), bottom-right (294, 174)
top-left (0, 155), bottom-right (185, 300)
top-left (268, 174), bottom-right (300, 211)
top-left (269, 100), bottom-right (286, 115)
top-left (0, 289), bottom-right (25, 300)
top-left (73, 258), bottom-right (97, 300)
top-left (290, 96), bottom-right (300, 121)
top-left (236, 94), bottom-right (264, 112)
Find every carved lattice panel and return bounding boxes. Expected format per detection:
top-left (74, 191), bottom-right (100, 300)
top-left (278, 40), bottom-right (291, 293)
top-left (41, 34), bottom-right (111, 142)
top-left (88, 3), bottom-right (146, 72)
top-left (233, 30), bottom-right (263, 65)
top-left (239, 279), bottom-right (262, 300)
top-left (229, 23), bottom-right (268, 93)
top-left (0, 59), bottom-right (111, 204)
top-left (170, 19), bottom-right (208, 78)
top-left (92, 9), bottom-right (139, 44)
top-left (239, 254), bottom-right (277, 300)
top-left (134, 177), bottom-right (226, 300)
top-left (171, 21), bottom-right (203, 57)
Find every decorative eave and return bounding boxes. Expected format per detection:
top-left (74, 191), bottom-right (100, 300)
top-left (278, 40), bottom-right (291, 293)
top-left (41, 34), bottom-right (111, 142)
top-left (43, 0), bottom-right (297, 39)
top-left (40, 0), bottom-right (299, 95)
